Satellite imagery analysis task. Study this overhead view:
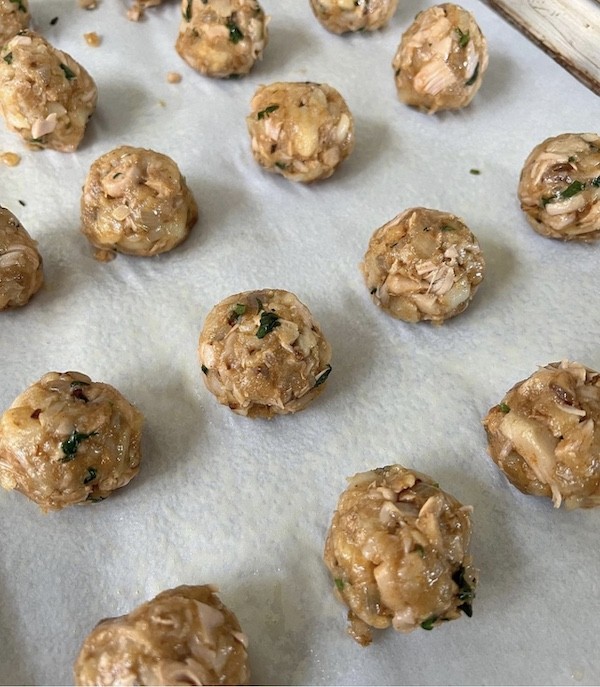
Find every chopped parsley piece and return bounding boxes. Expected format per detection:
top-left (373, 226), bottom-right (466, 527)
top-left (275, 161), bottom-right (287, 170)
top-left (314, 365), bottom-right (332, 387)
top-left (59, 430), bottom-right (97, 462)
top-left (18, 199), bottom-right (26, 206)
top-left (455, 27), bottom-right (469, 47)
top-left (113, 172), bottom-right (123, 179)
top-left (452, 565), bottom-right (475, 617)
top-left (60, 63), bottom-right (76, 80)
top-left (499, 402), bottom-right (510, 413)
top-left (542, 179), bottom-right (586, 206)
top-left (184, 0), bottom-right (192, 20)
top-left (592, 176), bottom-right (600, 187)
top-left (201, 364), bottom-right (209, 375)
top-left (465, 62), bottom-right (479, 86)
top-left (71, 380), bottom-right (90, 387)
top-left (257, 104), bottom-right (279, 120)
top-left (256, 298), bottom-right (264, 313)
top-left (10, 0), bottom-right (27, 11)
top-left (469, 168), bottom-right (481, 175)
top-left (420, 616), bottom-right (437, 631)
top-left (414, 544), bottom-right (425, 557)
top-left (256, 310), bottom-right (280, 339)
top-left (226, 17), bottom-right (244, 44)
top-left (3, 53), bottom-right (13, 65)
top-left (334, 578), bottom-right (344, 591)
top-left (370, 287), bottom-right (377, 294)
top-left (30, 137), bottom-right (45, 144)
top-left (441, 225), bottom-right (456, 231)
top-left (228, 303), bottom-right (246, 325)
top-left (50, 16), bottom-right (59, 25)
top-left (83, 467), bottom-right (97, 484)
top-left (568, 155), bottom-right (576, 162)
top-left (86, 493), bottom-right (105, 503)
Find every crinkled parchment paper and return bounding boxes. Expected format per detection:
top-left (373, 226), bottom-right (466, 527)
top-left (0, 0), bottom-right (599, 684)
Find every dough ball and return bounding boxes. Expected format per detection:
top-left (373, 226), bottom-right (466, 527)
top-left (0, 206), bottom-right (43, 310)
top-left (0, 371), bottom-right (143, 511)
top-left (199, 289), bottom-right (332, 417)
top-left (361, 207), bottom-right (485, 324)
top-left (309, 0), bottom-right (398, 34)
top-left (392, 3), bottom-right (488, 113)
top-left (0, 31), bottom-right (97, 151)
top-left (81, 146), bottom-right (198, 260)
top-left (0, 0), bottom-right (30, 45)
top-left (324, 464), bottom-right (477, 646)
top-left (517, 133), bottom-right (600, 241)
top-left (483, 360), bottom-right (600, 510)
top-left (176, 0), bottom-right (269, 78)
top-left (74, 584), bottom-right (249, 686)
top-left (247, 81), bottom-right (354, 183)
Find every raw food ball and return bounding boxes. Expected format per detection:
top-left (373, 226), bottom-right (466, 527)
top-left (392, 3), bottom-right (488, 113)
top-left (517, 133), bottom-right (600, 241)
top-left (361, 207), bottom-right (485, 324)
top-left (74, 585), bottom-right (249, 686)
top-left (81, 146), bottom-right (198, 260)
top-left (0, 0), bottom-right (30, 45)
top-left (309, 0), bottom-right (398, 34)
top-left (0, 31), bottom-right (97, 151)
top-left (199, 289), bottom-right (332, 417)
top-left (176, 0), bottom-right (269, 78)
top-left (0, 206), bottom-right (43, 310)
top-left (324, 464), bottom-right (477, 646)
top-left (483, 360), bottom-right (600, 509)
top-left (0, 371), bottom-right (143, 511)
top-left (246, 81), bottom-right (354, 182)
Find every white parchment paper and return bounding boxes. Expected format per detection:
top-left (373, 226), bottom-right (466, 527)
top-left (1, 0), bottom-right (599, 684)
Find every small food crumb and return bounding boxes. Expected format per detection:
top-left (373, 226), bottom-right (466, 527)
top-left (84, 32), bottom-right (102, 47)
top-left (470, 168), bottom-right (481, 175)
top-left (1, 152), bottom-right (21, 167)
top-left (18, 200), bottom-right (26, 206)
top-left (167, 71), bottom-right (182, 84)
top-left (50, 17), bottom-right (59, 25)
top-left (79, 0), bottom-right (98, 9)
top-left (158, 99), bottom-right (166, 108)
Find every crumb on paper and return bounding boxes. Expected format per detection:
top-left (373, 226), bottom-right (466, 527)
top-left (78, 0), bottom-right (98, 8)
top-left (1, 152), bottom-right (21, 167)
top-left (18, 200), bottom-right (26, 206)
top-left (158, 99), bottom-right (166, 108)
top-left (50, 17), bottom-right (59, 25)
top-left (167, 71), bottom-right (182, 84)
top-left (84, 32), bottom-right (101, 47)
top-left (127, 0), bottom-right (162, 22)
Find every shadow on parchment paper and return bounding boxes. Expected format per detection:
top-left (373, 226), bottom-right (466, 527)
top-left (82, 82), bottom-right (152, 149)
top-left (477, 51), bottom-right (515, 107)
top-left (313, 290), bottom-right (382, 406)
top-left (475, 236), bottom-right (516, 312)
top-left (257, 22), bottom-right (320, 79)
top-left (125, 373), bottom-right (205, 490)
top-left (333, 117), bottom-right (393, 184)
top-left (0, 569), bottom-right (34, 685)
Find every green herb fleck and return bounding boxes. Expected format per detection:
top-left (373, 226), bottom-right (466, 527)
top-left (421, 616), bottom-right (437, 631)
top-left (10, 0), bottom-right (27, 12)
top-left (60, 430), bottom-right (97, 462)
top-left (256, 310), bottom-right (280, 339)
top-left (414, 544), bottom-right (425, 557)
top-left (257, 104), bottom-right (279, 120)
top-left (50, 16), bottom-right (59, 25)
top-left (465, 62), bottom-right (479, 86)
top-left (469, 168), bottom-right (481, 175)
top-left (499, 402), bottom-right (510, 414)
top-left (30, 137), bottom-right (44, 144)
top-left (370, 287), bottom-right (377, 295)
top-left (83, 467), bottom-right (97, 484)
top-left (256, 298), bottom-right (264, 313)
top-left (86, 493), bottom-right (106, 503)
top-left (592, 176), bottom-right (600, 187)
top-left (275, 161), bottom-right (287, 170)
top-left (201, 364), bottom-right (208, 375)
top-left (3, 52), bottom-right (13, 65)
top-left (452, 565), bottom-right (475, 618)
top-left (70, 380), bottom-right (90, 387)
top-left (334, 578), bottom-right (344, 591)
top-left (542, 179), bottom-right (586, 206)
top-left (226, 17), bottom-right (244, 44)
top-left (441, 225), bottom-right (455, 231)
top-left (568, 155), bottom-right (576, 162)
top-left (314, 365), bottom-right (332, 388)
top-left (60, 63), bottom-right (76, 80)
top-left (228, 302), bottom-right (246, 325)
top-left (184, 0), bottom-right (192, 20)
top-left (455, 27), bottom-right (469, 47)
top-left (113, 172), bottom-right (123, 179)
top-left (18, 199), bottom-right (26, 206)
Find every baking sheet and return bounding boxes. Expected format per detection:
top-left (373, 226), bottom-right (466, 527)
top-left (1, 1), bottom-right (599, 684)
